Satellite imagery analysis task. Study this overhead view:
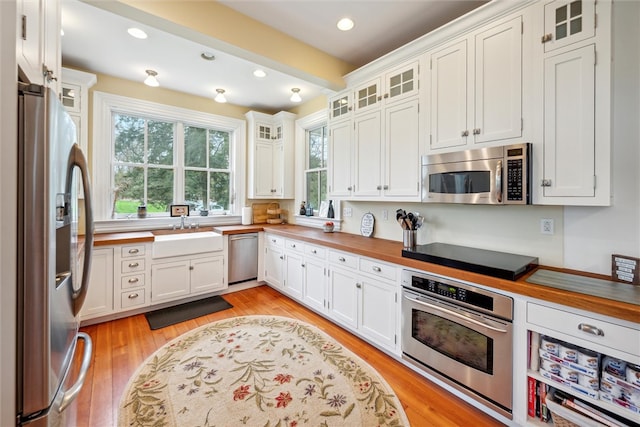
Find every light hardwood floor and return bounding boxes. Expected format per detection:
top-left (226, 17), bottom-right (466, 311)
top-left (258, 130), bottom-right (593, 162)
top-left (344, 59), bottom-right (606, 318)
top-left (70, 285), bottom-right (505, 426)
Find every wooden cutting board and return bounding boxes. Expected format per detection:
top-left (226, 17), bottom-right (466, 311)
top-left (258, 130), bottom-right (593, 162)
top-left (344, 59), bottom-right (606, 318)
top-left (251, 202), bottom-right (272, 224)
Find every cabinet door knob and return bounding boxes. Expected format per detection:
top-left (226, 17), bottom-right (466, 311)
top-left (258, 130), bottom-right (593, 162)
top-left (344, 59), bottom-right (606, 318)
top-left (128, 262), bottom-right (139, 268)
top-left (339, 257), bottom-right (346, 262)
top-left (372, 266), bottom-right (382, 272)
top-left (291, 244), bottom-right (296, 248)
top-left (128, 293), bottom-right (139, 299)
top-left (301, 263), bottom-right (305, 268)
top-left (541, 33), bottom-right (553, 43)
top-left (473, 128), bottom-right (481, 135)
top-left (279, 255), bottom-right (284, 260)
top-left (128, 277), bottom-right (139, 283)
top-left (356, 283), bottom-right (361, 289)
top-left (377, 185), bottom-right (382, 190)
top-left (578, 323), bottom-right (605, 337)
top-left (129, 248), bottom-right (139, 254)
top-left (461, 130), bottom-right (469, 137)
top-left (541, 179), bottom-right (552, 187)
top-left (189, 265), bottom-right (194, 270)
top-left (312, 249), bottom-right (317, 254)
top-left (383, 185), bottom-right (389, 190)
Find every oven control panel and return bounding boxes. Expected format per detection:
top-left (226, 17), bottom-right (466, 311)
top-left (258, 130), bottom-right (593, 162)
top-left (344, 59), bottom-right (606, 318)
top-left (410, 275), bottom-right (494, 311)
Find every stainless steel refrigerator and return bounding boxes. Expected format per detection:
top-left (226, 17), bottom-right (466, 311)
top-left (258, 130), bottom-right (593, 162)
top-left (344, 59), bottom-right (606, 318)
top-left (17, 83), bottom-right (94, 426)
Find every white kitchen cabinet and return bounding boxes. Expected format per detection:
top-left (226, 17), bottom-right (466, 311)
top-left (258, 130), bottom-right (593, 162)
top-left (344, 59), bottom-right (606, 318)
top-left (283, 240), bottom-right (304, 299)
top-left (327, 265), bottom-right (359, 330)
top-left (358, 276), bottom-right (397, 351)
top-left (246, 111), bottom-right (295, 199)
top-left (328, 90), bottom-right (352, 122)
top-left (151, 254), bottom-right (225, 303)
top-left (524, 301), bottom-right (639, 425)
top-left (61, 68), bottom-right (97, 157)
top-left (535, 0), bottom-right (611, 206)
top-left (302, 249), bottom-right (326, 313)
top-left (118, 243), bottom-right (148, 310)
top-left (327, 117), bottom-right (353, 197)
top-left (329, 59), bottom-right (422, 201)
top-left (264, 234), bottom-right (284, 288)
top-left (542, 0), bottom-right (596, 53)
top-left (428, 15), bottom-right (523, 150)
top-left (17, 0), bottom-right (60, 91)
top-left (80, 247), bottom-right (114, 320)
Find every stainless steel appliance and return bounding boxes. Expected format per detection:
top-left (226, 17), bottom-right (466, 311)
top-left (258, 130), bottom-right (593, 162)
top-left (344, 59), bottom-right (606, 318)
top-left (401, 269), bottom-right (514, 419)
top-left (422, 143), bottom-right (531, 204)
top-left (17, 83), bottom-right (94, 426)
top-left (228, 233), bottom-right (258, 284)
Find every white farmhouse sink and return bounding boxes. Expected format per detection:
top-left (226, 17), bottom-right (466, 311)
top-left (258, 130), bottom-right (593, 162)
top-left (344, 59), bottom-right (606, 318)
top-left (152, 231), bottom-right (223, 259)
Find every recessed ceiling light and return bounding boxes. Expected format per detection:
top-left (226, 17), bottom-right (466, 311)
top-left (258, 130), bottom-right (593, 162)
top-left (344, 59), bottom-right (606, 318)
top-left (337, 18), bottom-right (354, 31)
top-left (253, 69), bottom-right (267, 78)
top-left (128, 27), bottom-right (147, 39)
top-left (201, 52), bottom-right (215, 61)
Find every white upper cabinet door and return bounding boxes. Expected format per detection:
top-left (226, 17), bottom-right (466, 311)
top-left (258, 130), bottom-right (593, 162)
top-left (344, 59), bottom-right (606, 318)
top-left (353, 78), bottom-right (382, 115)
top-left (254, 142), bottom-right (275, 197)
top-left (353, 110), bottom-right (382, 197)
top-left (543, 0), bottom-right (595, 53)
top-left (329, 91), bottom-right (352, 121)
top-left (383, 60), bottom-right (420, 106)
top-left (474, 16), bottom-right (523, 144)
top-left (384, 98), bottom-right (421, 198)
top-left (429, 39), bottom-right (469, 150)
top-left (542, 44), bottom-right (595, 198)
top-left (328, 118), bottom-right (353, 197)
top-left (17, 0), bottom-right (44, 85)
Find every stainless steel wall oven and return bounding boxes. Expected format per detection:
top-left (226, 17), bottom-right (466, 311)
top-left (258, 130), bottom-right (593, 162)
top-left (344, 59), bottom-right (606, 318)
top-left (401, 270), bottom-right (514, 419)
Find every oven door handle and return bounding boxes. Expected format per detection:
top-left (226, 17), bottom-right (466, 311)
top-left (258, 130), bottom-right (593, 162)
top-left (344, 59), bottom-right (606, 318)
top-left (404, 295), bottom-right (509, 333)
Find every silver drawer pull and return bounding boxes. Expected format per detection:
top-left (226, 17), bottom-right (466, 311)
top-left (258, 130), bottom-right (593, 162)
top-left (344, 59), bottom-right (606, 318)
top-left (128, 293), bottom-right (139, 299)
top-left (312, 249), bottom-right (317, 254)
top-left (128, 248), bottom-right (139, 254)
top-left (372, 266), bottom-right (382, 272)
top-left (128, 277), bottom-right (139, 283)
top-left (128, 262), bottom-right (139, 268)
top-left (578, 323), bottom-right (604, 337)
top-left (339, 257), bottom-right (346, 262)
top-left (291, 244), bottom-right (296, 248)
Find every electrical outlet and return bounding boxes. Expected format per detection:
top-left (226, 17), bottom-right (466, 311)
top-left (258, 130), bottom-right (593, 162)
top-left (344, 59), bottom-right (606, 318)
top-left (343, 207), bottom-right (352, 217)
top-left (540, 218), bottom-right (554, 235)
top-left (382, 209), bottom-right (388, 220)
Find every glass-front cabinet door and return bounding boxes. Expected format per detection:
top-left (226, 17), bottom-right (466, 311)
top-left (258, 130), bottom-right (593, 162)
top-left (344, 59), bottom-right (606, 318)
top-left (329, 91), bottom-right (352, 121)
top-left (384, 60), bottom-right (419, 105)
top-left (353, 78), bottom-right (381, 114)
top-left (543, 0), bottom-right (595, 52)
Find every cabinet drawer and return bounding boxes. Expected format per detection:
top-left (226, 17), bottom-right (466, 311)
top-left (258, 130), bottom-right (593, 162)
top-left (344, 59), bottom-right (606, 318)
top-left (121, 258), bottom-right (145, 274)
top-left (328, 250), bottom-right (358, 269)
top-left (121, 273), bottom-right (145, 289)
top-left (527, 303), bottom-right (640, 357)
top-left (359, 257), bottom-right (397, 282)
top-left (121, 244), bottom-right (145, 258)
top-left (285, 239), bottom-right (304, 253)
top-left (265, 234), bottom-right (284, 249)
top-left (305, 244), bottom-right (326, 260)
top-left (121, 289), bottom-right (146, 309)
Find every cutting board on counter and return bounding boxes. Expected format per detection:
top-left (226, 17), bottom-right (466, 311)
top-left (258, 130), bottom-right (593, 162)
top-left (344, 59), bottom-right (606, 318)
top-left (251, 203), bottom-right (272, 224)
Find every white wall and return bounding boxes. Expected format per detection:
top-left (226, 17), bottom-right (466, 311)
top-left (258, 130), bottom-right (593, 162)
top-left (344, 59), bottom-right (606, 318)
top-left (564, 0), bottom-right (640, 274)
top-left (1, 1), bottom-right (18, 425)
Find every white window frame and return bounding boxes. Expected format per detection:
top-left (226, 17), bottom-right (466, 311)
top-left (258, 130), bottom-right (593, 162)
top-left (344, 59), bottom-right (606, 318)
top-left (92, 91), bottom-right (246, 226)
top-left (294, 109), bottom-right (340, 230)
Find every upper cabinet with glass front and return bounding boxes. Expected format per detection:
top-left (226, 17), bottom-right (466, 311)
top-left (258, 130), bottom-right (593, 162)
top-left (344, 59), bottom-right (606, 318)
top-left (352, 60), bottom-right (420, 115)
top-left (542, 0), bottom-right (595, 52)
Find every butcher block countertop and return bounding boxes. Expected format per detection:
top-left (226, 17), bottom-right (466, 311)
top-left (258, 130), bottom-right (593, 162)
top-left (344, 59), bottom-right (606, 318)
top-left (93, 224), bottom-right (639, 323)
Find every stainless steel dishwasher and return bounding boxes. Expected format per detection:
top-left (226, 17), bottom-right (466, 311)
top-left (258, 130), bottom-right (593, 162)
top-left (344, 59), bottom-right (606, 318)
top-left (228, 233), bottom-right (258, 284)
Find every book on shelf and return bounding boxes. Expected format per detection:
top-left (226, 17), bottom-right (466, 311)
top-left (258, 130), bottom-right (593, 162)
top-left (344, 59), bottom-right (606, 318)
top-left (551, 389), bottom-right (639, 427)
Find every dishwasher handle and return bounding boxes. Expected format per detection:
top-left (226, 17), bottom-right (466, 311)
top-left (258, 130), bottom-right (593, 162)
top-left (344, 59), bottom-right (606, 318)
top-left (229, 233), bottom-right (258, 241)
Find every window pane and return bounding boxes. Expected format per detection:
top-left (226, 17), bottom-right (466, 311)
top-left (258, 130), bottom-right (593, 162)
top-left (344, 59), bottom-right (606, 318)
top-left (114, 165), bottom-right (143, 214)
top-left (184, 126), bottom-right (207, 168)
top-left (147, 120), bottom-right (174, 165)
top-left (114, 114), bottom-right (144, 163)
top-left (210, 172), bottom-right (230, 210)
top-left (308, 126), bottom-right (326, 169)
top-left (320, 169), bottom-right (327, 204)
top-left (185, 170), bottom-right (207, 212)
top-left (209, 130), bottom-right (230, 169)
top-left (306, 171), bottom-right (319, 210)
top-left (147, 168), bottom-right (173, 212)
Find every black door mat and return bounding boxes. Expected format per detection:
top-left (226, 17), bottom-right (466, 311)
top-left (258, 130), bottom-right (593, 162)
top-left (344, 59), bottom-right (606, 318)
top-left (145, 295), bottom-right (233, 330)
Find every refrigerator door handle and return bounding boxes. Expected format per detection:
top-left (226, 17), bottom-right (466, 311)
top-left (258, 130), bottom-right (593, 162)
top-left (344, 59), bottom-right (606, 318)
top-left (58, 332), bottom-right (93, 413)
top-left (66, 143), bottom-right (94, 315)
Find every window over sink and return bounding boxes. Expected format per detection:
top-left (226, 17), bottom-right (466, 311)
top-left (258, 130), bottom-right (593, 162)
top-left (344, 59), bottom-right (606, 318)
top-left (92, 91), bottom-right (245, 221)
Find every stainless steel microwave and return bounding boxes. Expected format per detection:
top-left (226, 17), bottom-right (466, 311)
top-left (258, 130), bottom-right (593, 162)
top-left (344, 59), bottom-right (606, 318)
top-left (421, 143), bottom-right (531, 205)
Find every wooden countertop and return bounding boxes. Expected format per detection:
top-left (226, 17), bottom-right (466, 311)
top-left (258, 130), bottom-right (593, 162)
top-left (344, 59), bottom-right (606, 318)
top-left (93, 224), bottom-right (639, 323)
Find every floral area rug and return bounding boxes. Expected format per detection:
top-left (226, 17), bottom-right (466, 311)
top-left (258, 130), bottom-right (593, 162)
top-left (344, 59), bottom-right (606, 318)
top-left (118, 315), bottom-right (409, 426)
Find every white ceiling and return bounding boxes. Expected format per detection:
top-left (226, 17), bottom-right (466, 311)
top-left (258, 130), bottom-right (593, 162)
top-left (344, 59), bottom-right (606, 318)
top-left (61, 0), bottom-right (488, 112)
